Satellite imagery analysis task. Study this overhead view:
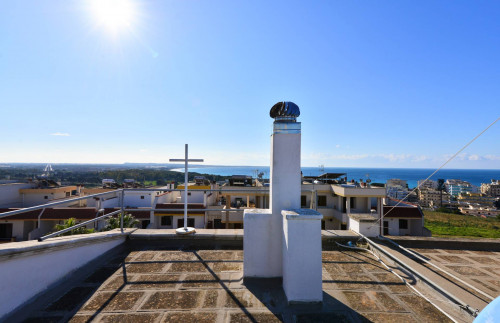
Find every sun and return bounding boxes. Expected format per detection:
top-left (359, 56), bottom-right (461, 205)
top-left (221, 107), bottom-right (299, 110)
top-left (89, 0), bottom-right (137, 32)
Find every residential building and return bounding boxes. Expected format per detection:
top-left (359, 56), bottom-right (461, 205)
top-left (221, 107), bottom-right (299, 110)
top-left (480, 180), bottom-right (500, 197)
top-left (445, 179), bottom-right (477, 197)
top-left (417, 179), bottom-right (438, 190)
top-left (458, 205), bottom-right (500, 217)
top-left (457, 192), bottom-right (496, 207)
top-left (418, 189), bottom-right (451, 208)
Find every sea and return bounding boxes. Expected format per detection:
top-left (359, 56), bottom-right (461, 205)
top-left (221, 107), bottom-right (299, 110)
top-left (172, 166), bottom-right (500, 188)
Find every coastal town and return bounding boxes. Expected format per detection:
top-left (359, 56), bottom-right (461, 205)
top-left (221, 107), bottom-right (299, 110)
top-left (1, 168), bottom-right (499, 242)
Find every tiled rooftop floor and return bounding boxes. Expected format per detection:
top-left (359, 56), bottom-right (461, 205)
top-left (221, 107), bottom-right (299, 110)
top-left (26, 248), bottom-right (453, 323)
top-left (409, 247), bottom-right (500, 299)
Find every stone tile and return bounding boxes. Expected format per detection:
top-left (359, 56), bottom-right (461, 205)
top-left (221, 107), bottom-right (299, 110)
top-left (322, 262), bottom-right (342, 275)
top-left (399, 294), bottom-right (452, 322)
top-left (211, 262), bottom-right (242, 272)
top-left (134, 252), bottom-right (157, 261)
top-left (443, 249), bottom-right (470, 254)
top-left (468, 250), bottom-right (497, 255)
top-left (337, 263), bottom-right (366, 274)
top-left (168, 262), bottom-right (209, 273)
top-left (129, 274), bottom-right (181, 289)
top-left (435, 255), bottom-right (471, 264)
top-left (234, 251), bottom-right (244, 260)
top-left (342, 291), bottom-right (380, 311)
top-left (225, 290), bottom-right (257, 308)
top-left (410, 248), bottom-right (440, 254)
top-left (101, 276), bottom-right (127, 290)
top-left (447, 265), bottom-right (489, 276)
top-left (471, 278), bottom-right (498, 293)
top-left (372, 292), bottom-right (406, 311)
top-left (198, 250), bottom-right (237, 260)
top-left (333, 274), bottom-right (383, 290)
top-left (182, 274), bottom-right (220, 288)
top-left (362, 313), bottom-right (417, 323)
top-left (230, 312), bottom-right (282, 322)
top-left (294, 312), bottom-right (355, 323)
top-left (126, 263), bottom-right (166, 273)
top-left (68, 315), bottom-right (93, 323)
top-left (322, 252), bottom-right (358, 262)
top-left (100, 313), bottom-right (161, 323)
top-left (45, 287), bottom-right (97, 311)
top-left (141, 291), bottom-right (201, 309)
top-left (156, 251), bottom-right (197, 261)
top-left (162, 312), bottom-right (217, 323)
top-left (202, 290), bottom-right (219, 308)
top-left (371, 273), bottom-right (409, 294)
top-left (82, 291), bottom-right (144, 311)
top-left (468, 256), bottom-right (500, 265)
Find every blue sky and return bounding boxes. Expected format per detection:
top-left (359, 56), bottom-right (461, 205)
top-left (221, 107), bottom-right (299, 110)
top-left (1, 0), bottom-right (499, 169)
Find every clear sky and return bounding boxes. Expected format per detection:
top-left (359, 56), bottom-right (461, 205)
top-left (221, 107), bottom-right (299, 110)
top-left (1, 0), bottom-right (499, 169)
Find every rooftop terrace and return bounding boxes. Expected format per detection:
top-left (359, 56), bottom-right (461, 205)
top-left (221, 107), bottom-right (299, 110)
top-left (4, 230), bottom-right (498, 323)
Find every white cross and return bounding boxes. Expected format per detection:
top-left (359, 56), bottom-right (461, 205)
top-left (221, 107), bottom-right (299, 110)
top-left (169, 144), bottom-right (204, 233)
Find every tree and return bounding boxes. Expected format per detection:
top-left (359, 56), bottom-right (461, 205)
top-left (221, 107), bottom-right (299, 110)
top-left (103, 213), bottom-right (139, 231)
top-left (54, 217), bottom-right (95, 236)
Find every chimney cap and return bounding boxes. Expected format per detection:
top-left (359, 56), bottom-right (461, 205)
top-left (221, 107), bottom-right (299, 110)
top-left (270, 101), bottom-right (300, 122)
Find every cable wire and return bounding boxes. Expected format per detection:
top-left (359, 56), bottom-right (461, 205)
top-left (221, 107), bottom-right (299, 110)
top-left (363, 116), bottom-right (500, 234)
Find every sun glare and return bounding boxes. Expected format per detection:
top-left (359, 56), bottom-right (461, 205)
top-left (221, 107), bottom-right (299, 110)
top-left (90, 0), bottom-right (136, 32)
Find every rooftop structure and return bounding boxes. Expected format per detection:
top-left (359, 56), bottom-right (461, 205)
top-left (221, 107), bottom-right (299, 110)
top-left (0, 102), bottom-right (498, 322)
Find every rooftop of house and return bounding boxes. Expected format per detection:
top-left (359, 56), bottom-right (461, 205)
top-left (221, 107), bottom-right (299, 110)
top-left (16, 246), bottom-right (451, 322)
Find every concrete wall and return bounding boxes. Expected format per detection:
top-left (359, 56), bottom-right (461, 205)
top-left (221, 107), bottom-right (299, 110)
top-left (0, 183), bottom-right (32, 208)
top-left (124, 192), bottom-right (154, 208)
top-left (0, 230), bottom-right (130, 320)
top-left (282, 209), bottom-right (323, 303)
top-left (243, 209), bottom-right (274, 277)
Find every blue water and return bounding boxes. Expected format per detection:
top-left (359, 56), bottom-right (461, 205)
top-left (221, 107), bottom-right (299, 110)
top-left (173, 166), bottom-right (500, 188)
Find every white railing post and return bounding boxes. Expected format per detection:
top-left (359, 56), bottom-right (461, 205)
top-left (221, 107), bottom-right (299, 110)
top-left (120, 189), bottom-right (125, 233)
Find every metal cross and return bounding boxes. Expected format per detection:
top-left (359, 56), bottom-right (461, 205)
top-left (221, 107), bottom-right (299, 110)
top-left (169, 144), bottom-right (204, 233)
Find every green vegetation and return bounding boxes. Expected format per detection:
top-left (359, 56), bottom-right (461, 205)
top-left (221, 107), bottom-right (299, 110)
top-left (424, 211), bottom-right (500, 239)
top-left (53, 218), bottom-right (95, 236)
top-left (0, 166), bottom-right (231, 187)
top-left (103, 213), bottom-right (139, 231)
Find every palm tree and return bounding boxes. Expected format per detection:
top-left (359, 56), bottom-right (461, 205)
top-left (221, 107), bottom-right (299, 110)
top-left (53, 217), bottom-right (95, 236)
top-left (103, 213), bottom-right (139, 231)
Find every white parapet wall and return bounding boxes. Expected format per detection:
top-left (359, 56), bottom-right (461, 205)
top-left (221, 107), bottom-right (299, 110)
top-left (282, 209), bottom-right (323, 303)
top-left (243, 208), bottom-right (276, 278)
top-left (0, 229), bottom-right (133, 319)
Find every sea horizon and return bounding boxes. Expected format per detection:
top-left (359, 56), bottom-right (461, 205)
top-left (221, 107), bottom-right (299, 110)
top-left (171, 165), bottom-right (500, 188)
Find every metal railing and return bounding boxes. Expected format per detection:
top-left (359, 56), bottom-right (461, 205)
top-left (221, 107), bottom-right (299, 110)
top-left (0, 185), bottom-right (334, 243)
top-left (38, 209), bottom-right (122, 241)
top-left (0, 187), bottom-right (275, 242)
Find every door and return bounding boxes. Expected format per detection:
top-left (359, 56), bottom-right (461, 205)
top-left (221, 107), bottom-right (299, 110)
top-left (0, 223), bottom-right (13, 240)
top-left (383, 221), bottom-right (389, 235)
top-left (177, 218), bottom-right (195, 228)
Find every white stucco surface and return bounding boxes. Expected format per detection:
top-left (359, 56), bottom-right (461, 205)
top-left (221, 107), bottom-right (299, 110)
top-left (0, 230), bottom-right (132, 319)
top-left (268, 127), bottom-right (301, 277)
top-left (243, 209), bottom-right (274, 277)
top-left (282, 209), bottom-right (323, 303)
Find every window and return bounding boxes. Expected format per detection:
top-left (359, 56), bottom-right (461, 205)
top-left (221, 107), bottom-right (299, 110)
top-left (214, 219), bottom-right (223, 229)
top-left (399, 219), bottom-right (408, 230)
top-left (44, 196), bottom-right (48, 199)
top-left (161, 216), bottom-right (172, 226)
top-left (350, 197), bottom-right (356, 209)
top-left (140, 196), bottom-right (144, 199)
top-left (318, 196), bottom-right (327, 207)
top-left (188, 192), bottom-right (191, 196)
top-left (0, 223), bottom-right (13, 239)
top-left (301, 195), bottom-right (307, 207)
top-left (66, 192), bottom-right (70, 197)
